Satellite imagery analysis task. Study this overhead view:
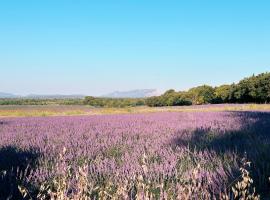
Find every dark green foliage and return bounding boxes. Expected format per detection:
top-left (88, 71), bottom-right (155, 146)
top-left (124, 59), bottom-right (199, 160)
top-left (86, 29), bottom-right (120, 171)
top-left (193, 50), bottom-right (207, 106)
top-left (146, 72), bottom-right (270, 107)
top-left (232, 73), bottom-right (270, 103)
top-left (187, 85), bottom-right (215, 105)
top-left (145, 96), bottom-right (163, 107)
top-left (145, 90), bottom-right (192, 107)
top-left (214, 73), bottom-right (270, 104)
top-left (213, 85), bottom-right (231, 103)
top-left (83, 96), bottom-right (146, 107)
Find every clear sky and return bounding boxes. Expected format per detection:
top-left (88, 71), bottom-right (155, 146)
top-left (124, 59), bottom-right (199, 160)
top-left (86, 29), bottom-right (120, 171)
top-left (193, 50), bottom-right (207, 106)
top-left (1, 0), bottom-right (269, 96)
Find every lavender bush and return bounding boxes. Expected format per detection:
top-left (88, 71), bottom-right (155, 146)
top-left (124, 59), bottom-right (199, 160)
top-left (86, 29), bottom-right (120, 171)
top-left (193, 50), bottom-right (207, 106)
top-left (0, 111), bottom-right (269, 199)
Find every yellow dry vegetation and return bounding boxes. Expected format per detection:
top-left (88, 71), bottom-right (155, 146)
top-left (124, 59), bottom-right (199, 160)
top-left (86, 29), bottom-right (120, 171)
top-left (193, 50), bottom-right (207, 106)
top-left (0, 104), bottom-right (270, 117)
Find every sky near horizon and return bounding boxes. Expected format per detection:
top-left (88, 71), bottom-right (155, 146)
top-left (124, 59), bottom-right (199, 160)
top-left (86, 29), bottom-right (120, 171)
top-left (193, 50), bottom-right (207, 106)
top-left (1, 1), bottom-right (269, 96)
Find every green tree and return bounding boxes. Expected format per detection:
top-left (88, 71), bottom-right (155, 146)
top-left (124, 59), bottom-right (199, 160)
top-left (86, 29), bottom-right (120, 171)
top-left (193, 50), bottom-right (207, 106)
top-left (214, 85), bottom-right (231, 103)
top-left (188, 85), bottom-right (215, 105)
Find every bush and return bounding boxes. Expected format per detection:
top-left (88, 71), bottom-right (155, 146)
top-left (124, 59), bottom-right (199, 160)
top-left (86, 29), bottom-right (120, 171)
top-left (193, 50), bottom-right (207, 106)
top-left (83, 96), bottom-right (146, 107)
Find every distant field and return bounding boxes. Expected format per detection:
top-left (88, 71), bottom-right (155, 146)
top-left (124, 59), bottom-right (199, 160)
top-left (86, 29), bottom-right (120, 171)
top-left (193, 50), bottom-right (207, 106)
top-left (0, 104), bottom-right (270, 117)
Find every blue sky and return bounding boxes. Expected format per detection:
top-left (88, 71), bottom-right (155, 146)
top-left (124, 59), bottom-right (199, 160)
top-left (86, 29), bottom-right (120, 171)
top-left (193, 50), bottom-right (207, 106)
top-left (1, 0), bottom-right (269, 96)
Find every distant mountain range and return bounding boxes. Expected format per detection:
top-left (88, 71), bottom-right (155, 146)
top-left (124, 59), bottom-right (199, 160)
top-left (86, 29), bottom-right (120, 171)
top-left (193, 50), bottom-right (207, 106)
top-left (26, 94), bottom-right (85, 99)
top-left (101, 89), bottom-right (159, 98)
top-left (0, 92), bottom-right (85, 99)
top-left (0, 92), bottom-right (19, 98)
top-left (0, 89), bottom-right (159, 99)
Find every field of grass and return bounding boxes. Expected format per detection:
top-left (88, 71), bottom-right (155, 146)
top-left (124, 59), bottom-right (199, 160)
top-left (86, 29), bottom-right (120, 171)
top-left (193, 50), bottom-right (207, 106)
top-left (1, 104), bottom-right (270, 117)
top-left (0, 104), bottom-right (270, 199)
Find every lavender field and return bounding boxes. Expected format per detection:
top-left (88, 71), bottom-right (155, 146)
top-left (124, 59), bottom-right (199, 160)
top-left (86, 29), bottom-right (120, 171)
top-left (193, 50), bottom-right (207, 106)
top-left (1, 110), bottom-right (270, 199)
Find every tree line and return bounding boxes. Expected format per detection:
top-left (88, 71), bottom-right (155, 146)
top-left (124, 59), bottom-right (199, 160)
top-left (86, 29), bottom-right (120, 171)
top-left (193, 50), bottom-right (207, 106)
top-left (83, 97), bottom-right (145, 107)
top-left (0, 98), bottom-right (84, 106)
top-left (1, 72), bottom-right (269, 107)
top-left (146, 72), bottom-right (270, 107)
top-left (0, 97), bottom-right (145, 107)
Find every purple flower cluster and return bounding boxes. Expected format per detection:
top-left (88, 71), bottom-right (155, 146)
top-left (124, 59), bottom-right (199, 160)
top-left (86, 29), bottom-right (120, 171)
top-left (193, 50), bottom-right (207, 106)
top-left (0, 111), bottom-right (269, 195)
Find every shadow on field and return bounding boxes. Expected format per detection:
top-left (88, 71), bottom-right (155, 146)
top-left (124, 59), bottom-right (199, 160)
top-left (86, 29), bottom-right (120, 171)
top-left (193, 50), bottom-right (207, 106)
top-left (172, 111), bottom-right (270, 195)
top-left (0, 121), bottom-right (8, 125)
top-left (0, 146), bottom-right (41, 200)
